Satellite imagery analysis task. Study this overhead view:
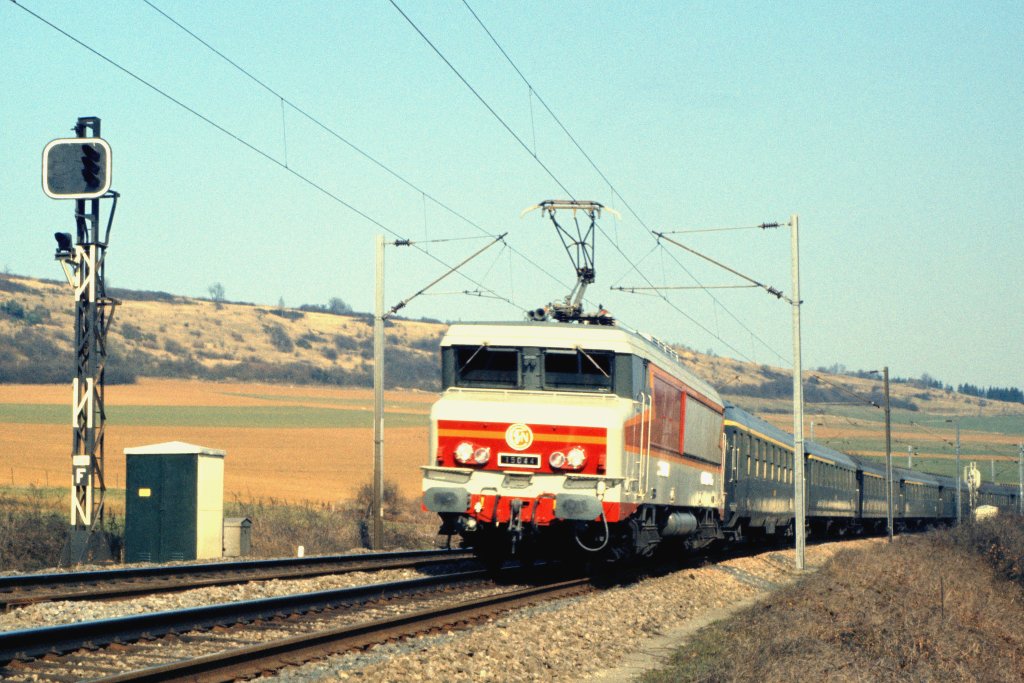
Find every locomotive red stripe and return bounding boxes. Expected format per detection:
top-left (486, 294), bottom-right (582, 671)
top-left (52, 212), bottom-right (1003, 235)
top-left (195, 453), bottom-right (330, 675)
top-left (466, 493), bottom-right (636, 525)
top-left (438, 429), bottom-right (607, 445)
top-left (437, 420), bottom-right (607, 437)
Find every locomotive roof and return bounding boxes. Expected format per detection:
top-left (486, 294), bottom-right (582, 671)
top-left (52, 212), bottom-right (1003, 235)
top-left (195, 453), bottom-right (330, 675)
top-left (442, 321), bottom-right (721, 404)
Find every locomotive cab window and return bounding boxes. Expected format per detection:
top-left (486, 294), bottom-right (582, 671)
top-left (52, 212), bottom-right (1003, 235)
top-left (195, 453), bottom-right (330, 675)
top-left (450, 345), bottom-right (520, 388)
top-left (543, 348), bottom-right (614, 391)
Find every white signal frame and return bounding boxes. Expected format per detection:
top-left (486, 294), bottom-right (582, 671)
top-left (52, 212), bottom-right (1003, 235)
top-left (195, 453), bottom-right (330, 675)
top-left (42, 137), bottom-right (112, 200)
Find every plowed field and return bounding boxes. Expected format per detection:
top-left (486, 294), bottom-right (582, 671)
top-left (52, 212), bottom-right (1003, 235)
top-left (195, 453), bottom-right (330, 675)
top-left (0, 379), bottom-right (434, 503)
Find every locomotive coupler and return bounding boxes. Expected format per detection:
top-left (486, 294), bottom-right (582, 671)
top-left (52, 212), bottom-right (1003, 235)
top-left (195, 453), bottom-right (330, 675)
top-left (508, 498), bottom-right (524, 554)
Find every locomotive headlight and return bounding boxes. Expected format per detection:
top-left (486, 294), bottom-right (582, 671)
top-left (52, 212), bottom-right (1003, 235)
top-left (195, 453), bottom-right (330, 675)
top-left (472, 446), bottom-right (491, 465)
top-left (454, 442), bottom-right (475, 464)
top-left (548, 451), bottom-right (567, 469)
top-left (566, 447), bottom-right (587, 470)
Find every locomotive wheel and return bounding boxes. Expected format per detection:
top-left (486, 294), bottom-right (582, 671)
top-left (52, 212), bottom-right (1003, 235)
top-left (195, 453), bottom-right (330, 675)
top-left (471, 528), bottom-right (510, 572)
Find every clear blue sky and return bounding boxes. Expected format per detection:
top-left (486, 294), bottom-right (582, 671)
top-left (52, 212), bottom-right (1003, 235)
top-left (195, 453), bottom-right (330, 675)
top-left (2, 1), bottom-right (1021, 390)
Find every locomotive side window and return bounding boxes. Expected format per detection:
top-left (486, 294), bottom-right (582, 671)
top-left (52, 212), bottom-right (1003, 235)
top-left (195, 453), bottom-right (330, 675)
top-left (651, 377), bottom-right (682, 452)
top-left (683, 396), bottom-right (723, 464)
top-left (542, 349), bottom-right (614, 391)
top-left (452, 345), bottom-right (520, 388)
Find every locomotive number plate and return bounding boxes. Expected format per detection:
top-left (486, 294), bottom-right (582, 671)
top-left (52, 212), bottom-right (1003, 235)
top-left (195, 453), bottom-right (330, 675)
top-left (498, 452), bottom-right (541, 468)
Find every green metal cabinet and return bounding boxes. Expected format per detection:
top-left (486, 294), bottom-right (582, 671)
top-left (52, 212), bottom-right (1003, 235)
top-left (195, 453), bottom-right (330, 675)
top-left (124, 442), bottom-right (225, 563)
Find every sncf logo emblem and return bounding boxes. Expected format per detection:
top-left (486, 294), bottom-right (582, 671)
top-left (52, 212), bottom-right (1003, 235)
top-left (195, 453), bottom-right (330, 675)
top-left (505, 423), bottom-right (534, 451)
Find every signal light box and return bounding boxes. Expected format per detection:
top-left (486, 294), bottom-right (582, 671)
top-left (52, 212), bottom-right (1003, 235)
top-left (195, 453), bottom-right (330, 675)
top-left (42, 137), bottom-right (112, 199)
top-left (124, 441), bottom-right (226, 563)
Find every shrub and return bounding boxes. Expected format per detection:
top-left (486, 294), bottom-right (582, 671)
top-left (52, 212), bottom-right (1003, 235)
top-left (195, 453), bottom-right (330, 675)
top-left (269, 309), bottom-right (304, 321)
top-left (0, 299), bottom-right (25, 319)
top-left (222, 482), bottom-right (435, 556)
top-left (265, 324), bottom-right (294, 352)
top-left (409, 333), bottom-right (443, 352)
top-left (25, 305), bottom-right (50, 325)
top-left (164, 338), bottom-right (187, 355)
top-left (333, 334), bottom-right (359, 351)
top-left (0, 489), bottom-right (70, 571)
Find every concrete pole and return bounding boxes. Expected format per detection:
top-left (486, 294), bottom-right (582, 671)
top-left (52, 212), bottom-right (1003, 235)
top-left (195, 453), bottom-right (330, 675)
top-left (790, 214), bottom-right (805, 571)
top-left (372, 235), bottom-right (386, 549)
top-left (955, 422), bottom-right (961, 524)
top-left (883, 367), bottom-right (893, 542)
top-left (1018, 443), bottom-right (1023, 515)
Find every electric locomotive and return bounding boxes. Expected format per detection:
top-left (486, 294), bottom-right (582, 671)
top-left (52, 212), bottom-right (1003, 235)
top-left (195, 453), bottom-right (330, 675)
top-left (421, 320), bottom-right (727, 562)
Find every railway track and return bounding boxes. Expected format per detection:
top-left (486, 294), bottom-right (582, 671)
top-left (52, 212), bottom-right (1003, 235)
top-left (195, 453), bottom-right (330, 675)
top-left (0, 566), bottom-right (591, 682)
top-left (0, 548), bottom-right (474, 611)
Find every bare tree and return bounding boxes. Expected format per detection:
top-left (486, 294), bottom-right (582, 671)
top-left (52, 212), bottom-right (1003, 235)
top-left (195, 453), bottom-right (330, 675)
top-left (208, 282), bottom-right (226, 309)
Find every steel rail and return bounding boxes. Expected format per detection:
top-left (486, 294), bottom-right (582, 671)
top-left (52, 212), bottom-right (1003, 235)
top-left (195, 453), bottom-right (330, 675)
top-left (92, 577), bottom-right (593, 682)
top-left (0, 549), bottom-right (474, 610)
top-left (0, 568), bottom-right (495, 666)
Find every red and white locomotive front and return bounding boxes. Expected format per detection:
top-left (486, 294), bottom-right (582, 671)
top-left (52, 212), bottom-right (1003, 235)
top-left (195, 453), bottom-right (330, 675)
top-left (422, 322), bottom-right (724, 561)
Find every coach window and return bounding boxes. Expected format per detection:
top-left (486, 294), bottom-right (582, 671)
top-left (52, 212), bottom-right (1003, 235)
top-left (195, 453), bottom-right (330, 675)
top-left (451, 345), bottom-right (520, 388)
top-left (745, 434), bottom-right (752, 476)
top-left (543, 348), bottom-right (614, 392)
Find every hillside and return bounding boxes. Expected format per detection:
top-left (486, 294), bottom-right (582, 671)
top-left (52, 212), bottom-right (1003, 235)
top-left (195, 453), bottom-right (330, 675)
top-left (0, 274), bottom-right (444, 389)
top-left (1, 272), bottom-right (1022, 488)
top-left (1, 272), bottom-right (1022, 417)
top-left (2, 270), bottom-right (1024, 411)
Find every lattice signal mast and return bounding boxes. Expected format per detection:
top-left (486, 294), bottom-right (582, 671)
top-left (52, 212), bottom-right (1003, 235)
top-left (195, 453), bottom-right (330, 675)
top-left (521, 200), bottom-right (620, 323)
top-left (43, 116), bottom-right (119, 564)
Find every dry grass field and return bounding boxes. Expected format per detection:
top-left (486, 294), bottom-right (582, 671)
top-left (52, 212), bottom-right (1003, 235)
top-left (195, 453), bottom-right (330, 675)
top-left (0, 379), bottom-right (434, 503)
top-left (642, 519), bottom-right (1024, 682)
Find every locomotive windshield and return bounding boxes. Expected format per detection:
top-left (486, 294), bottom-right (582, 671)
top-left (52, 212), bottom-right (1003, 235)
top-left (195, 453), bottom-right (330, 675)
top-left (445, 344), bottom-right (630, 395)
top-left (542, 349), bottom-right (613, 391)
top-left (454, 345), bottom-right (519, 387)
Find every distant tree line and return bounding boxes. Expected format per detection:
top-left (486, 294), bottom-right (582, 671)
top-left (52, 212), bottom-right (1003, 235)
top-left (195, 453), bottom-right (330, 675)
top-left (815, 363), bottom-right (1022, 405)
top-left (956, 384), bottom-right (1024, 404)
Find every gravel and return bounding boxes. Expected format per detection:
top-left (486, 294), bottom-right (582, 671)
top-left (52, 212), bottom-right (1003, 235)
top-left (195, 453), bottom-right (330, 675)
top-left (0, 566), bottom-right (444, 633)
top-left (0, 539), bottom-right (879, 681)
top-left (274, 539), bottom-right (881, 682)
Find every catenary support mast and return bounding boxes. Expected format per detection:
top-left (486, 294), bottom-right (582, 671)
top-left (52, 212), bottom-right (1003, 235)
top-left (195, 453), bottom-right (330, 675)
top-left (53, 117), bottom-right (119, 564)
top-left (790, 214), bottom-right (805, 570)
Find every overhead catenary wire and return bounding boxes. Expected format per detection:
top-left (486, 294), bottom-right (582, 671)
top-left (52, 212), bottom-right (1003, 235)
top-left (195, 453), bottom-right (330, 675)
top-left (139, 0), bottom-right (571, 299)
top-left (659, 223), bottom-right (782, 235)
top-left (389, 233), bottom-right (508, 317)
top-left (647, 243), bottom-right (791, 365)
top-left (456, 1), bottom-right (794, 364)
top-left (389, 0), bottom-right (572, 198)
top-left (9, 0), bottom-right (519, 312)
top-left (392, 1), bottom-right (773, 363)
top-left (613, 284), bottom-right (760, 291)
top-left (655, 232), bottom-right (788, 302)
